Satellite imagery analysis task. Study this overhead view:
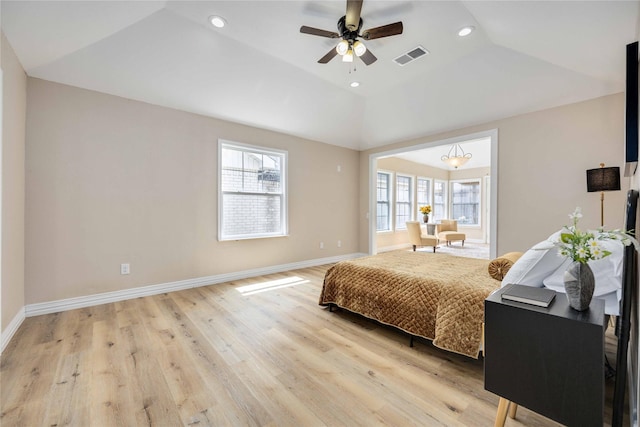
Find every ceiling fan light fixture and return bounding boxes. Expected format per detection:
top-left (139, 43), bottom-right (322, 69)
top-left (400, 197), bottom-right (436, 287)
top-left (458, 26), bottom-right (474, 37)
top-left (353, 40), bottom-right (367, 57)
top-left (336, 39), bottom-right (349, 55)
top-left (300, 0), bottom-right (403, 66)
top-left (342, 48), bottom-right (354, 62)
top-left (209, 15), bottom-right (227, 28)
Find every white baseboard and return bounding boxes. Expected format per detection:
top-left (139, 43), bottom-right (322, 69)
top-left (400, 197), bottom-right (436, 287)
top-left (25, 252), bottom-right (366, 318)
top-left (1, 307), bottom-right (26, 354)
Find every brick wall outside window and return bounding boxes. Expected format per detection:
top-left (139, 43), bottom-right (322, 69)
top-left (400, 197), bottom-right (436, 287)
top-left (220, 141), bottom-right (287, 240)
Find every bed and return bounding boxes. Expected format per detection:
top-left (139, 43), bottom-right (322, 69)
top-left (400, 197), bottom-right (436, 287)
top-left (319, 250), bottom-right (502, 359)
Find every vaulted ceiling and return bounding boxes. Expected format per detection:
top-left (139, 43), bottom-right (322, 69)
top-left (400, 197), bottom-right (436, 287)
top-left (2, 1), bottom-right (638, 150)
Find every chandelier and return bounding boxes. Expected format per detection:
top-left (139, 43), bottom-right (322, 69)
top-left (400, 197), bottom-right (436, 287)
top-left (441, 144), bottom-right (472, 169)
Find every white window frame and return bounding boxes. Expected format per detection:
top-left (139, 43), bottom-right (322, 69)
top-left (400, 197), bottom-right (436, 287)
top-left (416, 177), bottom-right (432, 219)
top-left (395, 174), bottom-right (413, 230)
top-left (218, 140), bottom-right (288, 240)
top-left (449, 179), bottom-right (482, 227)
top-left (433, 179), bottom-right (448, 221)
top-left (376, 170), bottom-right (393, 232)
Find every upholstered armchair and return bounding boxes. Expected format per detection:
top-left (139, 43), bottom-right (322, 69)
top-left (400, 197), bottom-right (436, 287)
top-left (436, 219), bottom-right (466, 246)
top-left (406, 221), bottom-right (438, 252)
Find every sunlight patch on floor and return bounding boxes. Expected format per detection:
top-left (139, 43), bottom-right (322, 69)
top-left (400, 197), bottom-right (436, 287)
top-left (236, 276), bottom-right (309, 296)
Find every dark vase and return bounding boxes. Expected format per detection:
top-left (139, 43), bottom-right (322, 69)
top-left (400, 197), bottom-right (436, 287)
top-left (423, 214), bottom-right (429, 223)
top-left (563, 261), bottom-right (595, 311)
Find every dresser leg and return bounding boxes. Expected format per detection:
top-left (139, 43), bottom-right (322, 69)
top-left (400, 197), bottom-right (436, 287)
top-left (494, 398), bottom-right (510, 427)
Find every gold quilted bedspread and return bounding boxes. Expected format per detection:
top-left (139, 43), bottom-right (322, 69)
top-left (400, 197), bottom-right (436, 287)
top-left (319, 251), bottom-right (500, 358)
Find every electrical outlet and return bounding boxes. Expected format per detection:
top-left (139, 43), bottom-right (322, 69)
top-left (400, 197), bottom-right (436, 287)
top-left (338, 240), bottom-right (342, 248)
top-left (320, 242), bottom-right (324, 249)
top-left (121, 263), bottom-right (130, 275)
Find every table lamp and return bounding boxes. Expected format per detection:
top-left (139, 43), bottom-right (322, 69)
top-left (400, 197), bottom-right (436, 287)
top-left (586, 163), bottom-right (621, 226)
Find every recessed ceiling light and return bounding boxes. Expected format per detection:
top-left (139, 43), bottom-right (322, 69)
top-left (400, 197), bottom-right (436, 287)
top-left (458, 26), bottom-right (474, 37)
top-left (350, 81), bottom-right (360, 88)
top-left (209, 15), bottom-right (227, 28)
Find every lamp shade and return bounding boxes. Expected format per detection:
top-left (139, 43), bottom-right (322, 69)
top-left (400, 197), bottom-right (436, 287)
top-left (353, 40), bottom-right (366, 57)
top-left (336, 40), bottom-right (349, 56)
top-left (342, 48), bottom-right (354, 62)
top-left (586, 166), bottom-right (621, 192)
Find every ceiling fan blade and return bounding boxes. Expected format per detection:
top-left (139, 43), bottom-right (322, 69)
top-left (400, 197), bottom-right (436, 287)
top-left (345, 0), bottom-right (363, 31)
top-left (300, 26), bottom-right (340, 38)
top-left (359, 49), bottom-right (377, 66)
top-left (318, 48), bottom-right (339, 64)
top-left (362, 21), bottom-right (403, 40)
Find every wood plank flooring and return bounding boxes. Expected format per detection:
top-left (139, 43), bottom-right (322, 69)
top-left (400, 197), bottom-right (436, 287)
top-left (0, 264), bottom-right (625, 426)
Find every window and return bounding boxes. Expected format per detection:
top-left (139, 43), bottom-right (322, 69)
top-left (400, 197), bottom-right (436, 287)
top-left (433, 180), bottom-right (447, 221)
top-left (395, 175), bottom-right (413, 229)
top-left (451, 180), bottom-right (481, 225)
top-left (416, 177), bottom-right (431, 217)
top-left (377, 172), bottom-right (392, 231)
top-left (219, 140), bottom-right (287, 240)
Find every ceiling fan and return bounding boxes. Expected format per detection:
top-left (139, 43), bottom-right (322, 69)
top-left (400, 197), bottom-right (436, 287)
top-left (300, 0), bottom-right (403, 66)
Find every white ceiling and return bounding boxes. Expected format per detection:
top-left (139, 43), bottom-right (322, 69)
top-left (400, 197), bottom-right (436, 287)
top-left (392, 137), bottom-right (491, 170)
top-left (2, 1), bottom-right (639, 151)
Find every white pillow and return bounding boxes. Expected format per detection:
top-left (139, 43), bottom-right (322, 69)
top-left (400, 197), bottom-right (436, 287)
top-left (542, 239), bottom-right (624, 297)
top-left (501, 232), bottom-right (565, 288)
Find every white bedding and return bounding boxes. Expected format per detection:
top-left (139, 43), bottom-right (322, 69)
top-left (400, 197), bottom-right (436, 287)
top-left (502, 231), bottom-right (625, 315)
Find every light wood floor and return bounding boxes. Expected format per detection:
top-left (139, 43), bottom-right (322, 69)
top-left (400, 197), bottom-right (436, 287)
top-left (0, 264), bottom-right (625, 426)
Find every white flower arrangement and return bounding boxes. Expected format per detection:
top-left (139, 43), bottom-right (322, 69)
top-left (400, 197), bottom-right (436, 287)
top-left (553, 207), bottom-right (633, 264)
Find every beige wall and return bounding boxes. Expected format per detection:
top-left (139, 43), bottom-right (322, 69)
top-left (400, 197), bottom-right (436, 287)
top-left (360, 93), bottom-right (628, 256)
top-left (25, 78), bottom-right (360, 304)
top-left (12, 61), bottom-right (633, 309)
top-left (375, 156), bottom-right (490, 249)
top-left (1, 33), bottom-right (26, 332)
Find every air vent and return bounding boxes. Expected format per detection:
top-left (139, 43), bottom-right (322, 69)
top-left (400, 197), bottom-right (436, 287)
top-left (393, 45), bottom-right (429, 66)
